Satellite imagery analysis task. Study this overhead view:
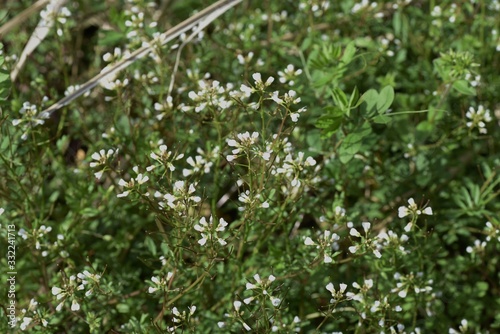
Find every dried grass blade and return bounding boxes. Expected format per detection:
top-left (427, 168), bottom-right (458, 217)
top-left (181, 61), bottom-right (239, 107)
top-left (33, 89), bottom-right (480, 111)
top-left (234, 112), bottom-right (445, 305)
top-left (11, 0), bottom-right (67, 82)
top-left (40, 0), bottom-right (243, 117)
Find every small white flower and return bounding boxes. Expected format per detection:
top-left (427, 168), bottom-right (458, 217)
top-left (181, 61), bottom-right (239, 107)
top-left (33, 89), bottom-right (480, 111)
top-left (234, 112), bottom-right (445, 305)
top-left (270, 296), bottom-right (281, 306)
top-left (350, 228), bottom-right (361, 238)
top-left (71, 299), bottom-right (80, 311)
top-left (51, 287), bottom-right (62, 295)
top-left (304, 237), bottom-right (315, 246)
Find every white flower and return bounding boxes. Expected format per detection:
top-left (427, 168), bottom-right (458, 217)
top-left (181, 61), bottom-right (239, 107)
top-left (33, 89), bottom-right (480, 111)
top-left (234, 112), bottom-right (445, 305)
top-left (422, 207), bottom-right (433, 215)
top-left (71, 299), bottom-right (80, 311)
top-left (304, 237), bottom-right (315, 246)
top-left (51, 287), bottom-right (63, 295)
top-left (350, 228), bottom-right (361, 238)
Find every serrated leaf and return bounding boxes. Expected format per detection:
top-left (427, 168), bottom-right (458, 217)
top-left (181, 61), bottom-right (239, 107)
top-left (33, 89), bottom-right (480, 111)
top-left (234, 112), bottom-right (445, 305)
top-left (376, 86), bottom-right (394, 114)
top-left (452, 80), bottom-right (476, 96)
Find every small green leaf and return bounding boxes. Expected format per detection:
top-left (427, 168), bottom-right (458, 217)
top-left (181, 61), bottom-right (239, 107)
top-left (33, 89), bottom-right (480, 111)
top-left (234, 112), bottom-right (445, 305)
top-left (323, 105), bottom-right (345, 118)
top-left (341, 41), bottom-right (356, 64)
top-left (331, 88), bottom-right (348, 109)
top-left (348, 86), bottom-right (361, 109)
top-left (452, 80), bottom-right (476, 96)
top-left (476, 281), bottom-right (489, 297)
top-left (376, 86), bottom-right (394, 114)
top-left (116, 303), bottom-right (130, 313)
top-left (372, 115), bottom-right (391, 124)
top-left (144, 236), bottom-right (157, 256)
top-left (339, 134), bottom-right (362, 164)
top-left (360, 89), bottom-right (378, 116)
top-left (427, 106), bottom-right (444, 121)
top-left (416, 120), bottom-right (434, 133)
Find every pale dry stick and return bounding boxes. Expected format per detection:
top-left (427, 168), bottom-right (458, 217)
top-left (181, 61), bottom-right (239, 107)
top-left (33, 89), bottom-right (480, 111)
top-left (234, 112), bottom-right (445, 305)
top-left (39, 0), bottom-right (243, 117)
top-left (11, 0), bottom-right (67, 81)
top-left (166, 3), bottom-right (228, 99)
top-left (0, 0), bottom-right (51, 38)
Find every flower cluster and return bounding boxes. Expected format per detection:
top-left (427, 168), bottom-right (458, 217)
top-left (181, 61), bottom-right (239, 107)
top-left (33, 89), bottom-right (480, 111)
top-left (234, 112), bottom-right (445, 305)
top-left (218, 300), bottom-right (252, 331)
top-left (172, 306), bottom-right (196, 324)
top-left (377, 230), bottom-right (410, 254)
top-left (298, 0), bottom-right (331, 17)
top-left (465, 105), bottom-right (492, 134)
top-left (40, 0), bottom-right (71, 37)
top-left (182, 147), bottom-right (218, 177)
top-left (51, 269), bottom-right (102, 312)
top-left (226, 131), bottom-right (260, 162)
top-left (398, 198), bottom-right (433, 232)
top-left (390, 272), bottom-right (434, 302)
top-left (12, 102), bottom-right (50, 140)
top-left (240, 72), bottom-right (274, 95)
top-left (186, 79), bottom-right (233, 112)
top-left (277, 64), bottom-right (303, 86)
top-left (17, 298), bottom-right (48, 331)
top-left (117, 166), bottom-right (150, 198)
top-left (89, 148), bottom-right (118, 179)
top-left (243, 274), bottom-right (281, 307)
top-left (193, 215), bottom-right (228, 246)
top-left (348, 222), bottom-right (384, 258)
top-left (154, 181), bottom-right (201, 211)
top-left (325, 282), bottom-right (348, 303)
top-left (237, 189), bottom-right (269, 210)
top-left (148, 272), bottom-right (174, 294)
top-left (17, 225), bottom-right (69, 258)
top-left (466, 221), bottom-right (500, 257)
top-left (271, 151), bottom-right (319, 197)
top-left (148, 143), bottom-right (184, 172)
top-left (304, 229), bottom-right (340, 263)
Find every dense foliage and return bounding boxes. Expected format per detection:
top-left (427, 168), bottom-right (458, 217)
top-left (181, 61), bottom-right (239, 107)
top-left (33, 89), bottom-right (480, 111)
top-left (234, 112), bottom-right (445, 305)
top-left (1, 0), bottom-right (499, 332)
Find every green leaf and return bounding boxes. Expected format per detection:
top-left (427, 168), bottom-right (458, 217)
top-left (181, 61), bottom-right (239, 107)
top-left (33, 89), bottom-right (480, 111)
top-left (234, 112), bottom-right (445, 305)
top-left (331, 88), bottom-right (348, 109)
top-left (427, 106), bottom-right (444, 121)
top-left (323, 105), bottom-right (345, 118)
top-left (341, 41), bottom-right (356, 64)
top-left (300, 36), bottom-right (312, 51)
top-left (144, 236), bottom-right (157, 256)
top-left (476, 281), bottom-right (489, 297)
top-left (360, 89), bottom-right (378, 116)
top-left (376, 86), bottom-right (394, 114)
top-left (316, 114), bottom-right (343, 137)
top-left (372, 115), bottom-right (391, 124)
top-left (452, 80), bottom-right (476, 96)
top-left (339, 134), bottom-right (362, 164)
top-left (348, 86), bottom-right (361, 109)
top-left (338, 122), bottom-right (371, 163)
top-left (116, 303), bottom-right (130, 313)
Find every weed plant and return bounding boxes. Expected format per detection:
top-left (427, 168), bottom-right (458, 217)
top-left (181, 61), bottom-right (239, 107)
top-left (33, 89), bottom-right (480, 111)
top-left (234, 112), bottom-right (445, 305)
top-left (0, 0), bottom-right (499, 332)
